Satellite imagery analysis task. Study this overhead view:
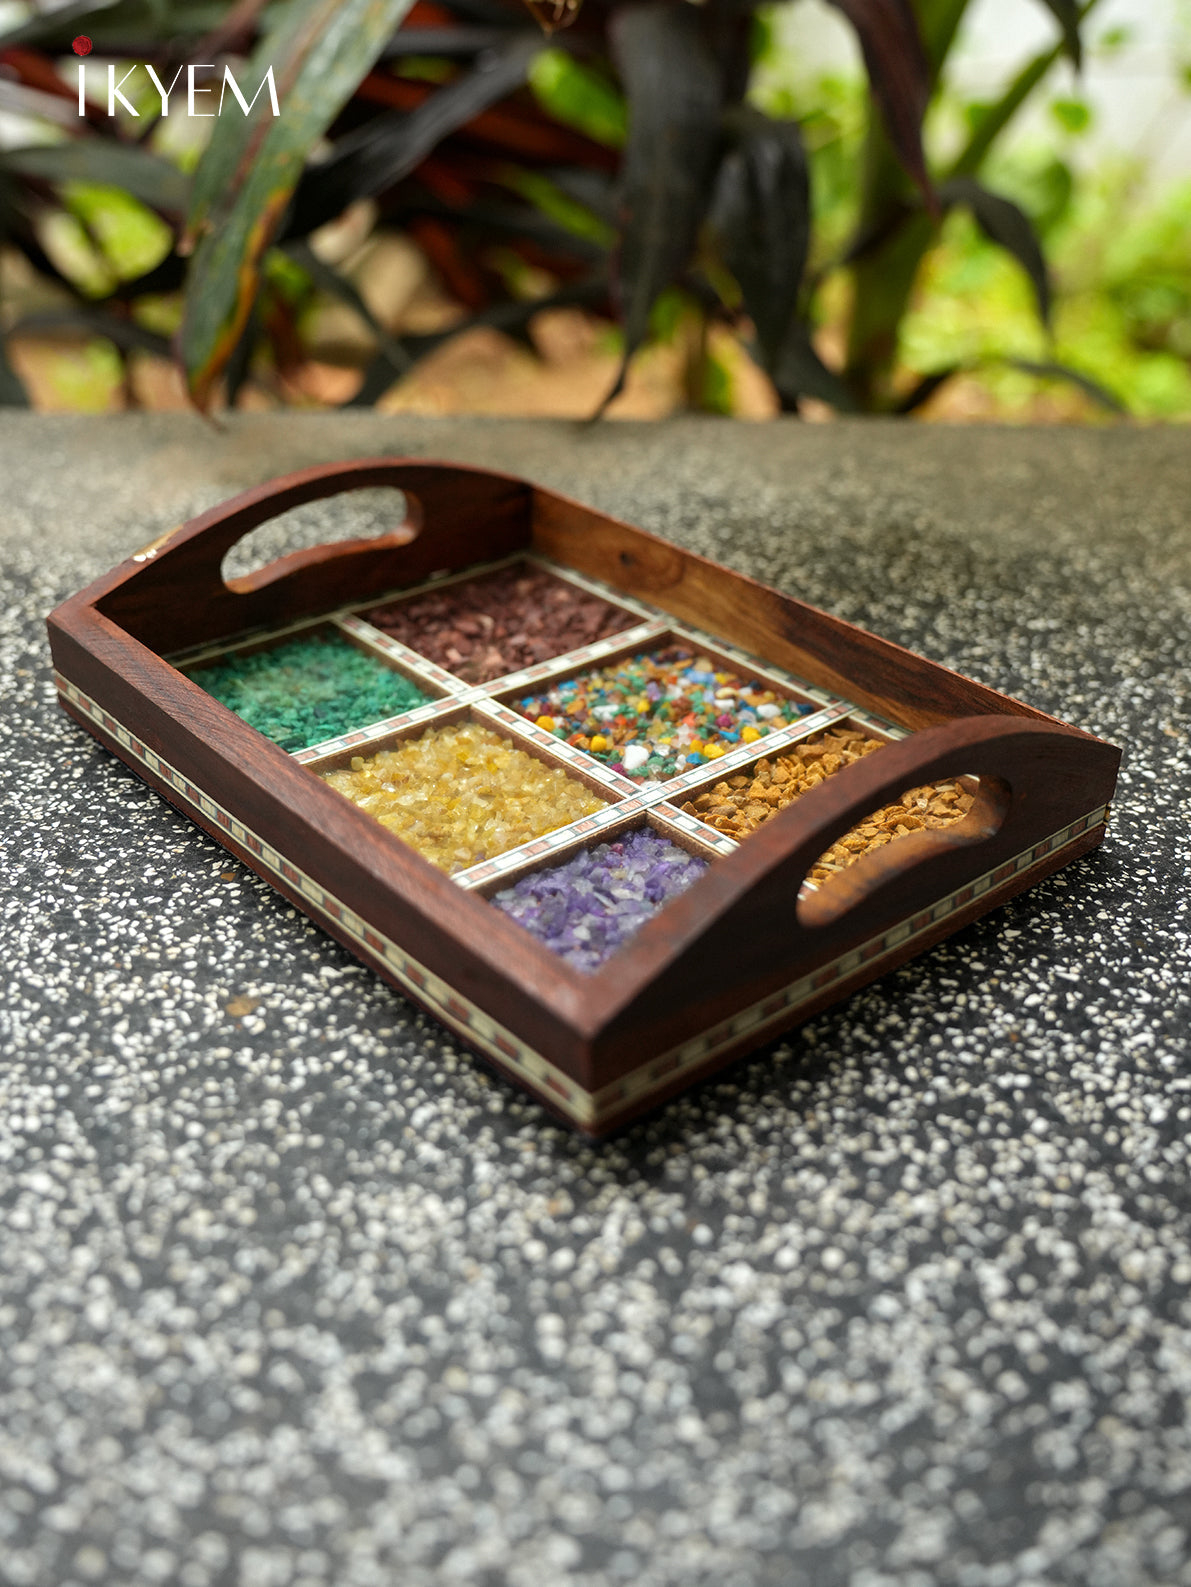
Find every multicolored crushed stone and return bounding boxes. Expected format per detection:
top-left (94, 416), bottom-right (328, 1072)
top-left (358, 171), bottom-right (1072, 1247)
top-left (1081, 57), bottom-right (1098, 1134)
top-left (320, 720), bottom-right (605, 875)
top-left (490, 828), bottom-right (708, 974)
top-left (364, 563), bottom-right (633, 684)
top-left (512, 645), bottom-right (815, 782)
top-left (188, 629), bottom-right (431, 753)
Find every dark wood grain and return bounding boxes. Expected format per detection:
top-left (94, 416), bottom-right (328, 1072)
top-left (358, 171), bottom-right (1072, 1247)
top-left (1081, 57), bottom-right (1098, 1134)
top-left (97, 459), bottom-right (533, 654)
top-left (586, 827), bottom-right (1110, 1137)
top-left (531, 487), bottom-right (1065, 733)
top-left (47, 457), bottom-right (1122, 1134)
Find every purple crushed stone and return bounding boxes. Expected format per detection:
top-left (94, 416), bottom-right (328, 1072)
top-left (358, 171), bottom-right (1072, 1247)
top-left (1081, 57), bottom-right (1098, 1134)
top-left (490, 828), bottom-right (708, 975)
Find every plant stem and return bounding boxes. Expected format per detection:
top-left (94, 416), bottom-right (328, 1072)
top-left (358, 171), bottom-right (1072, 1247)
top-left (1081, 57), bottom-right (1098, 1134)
top-left (842, 0), bottom-right (1104, 410)
top-left (843, 0), bottom-right (970, 406)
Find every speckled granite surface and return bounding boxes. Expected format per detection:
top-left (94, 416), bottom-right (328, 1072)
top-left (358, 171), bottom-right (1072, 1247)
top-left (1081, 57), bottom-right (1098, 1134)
top-left (2, 415), bottom-right (1189, 1587)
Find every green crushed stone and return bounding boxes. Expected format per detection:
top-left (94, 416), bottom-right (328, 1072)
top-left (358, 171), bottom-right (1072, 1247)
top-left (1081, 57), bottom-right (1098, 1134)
top-left (189, 629), bottom-right (431, 752)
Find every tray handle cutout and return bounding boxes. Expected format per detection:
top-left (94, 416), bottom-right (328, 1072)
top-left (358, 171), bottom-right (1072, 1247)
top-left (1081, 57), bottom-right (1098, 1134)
top-left (588, 715), bottom-right (1119, 1079)
top-left (626, 715), bottom-right (1118, 1000)
top-left (222, 485), bottom-right (422, 593)
top-left (796, 770), bottom-right (1009, 930)
top-left (736, 714), bottom-right (1117, 954)
top-left (95, 458), bottom-right (533, 654)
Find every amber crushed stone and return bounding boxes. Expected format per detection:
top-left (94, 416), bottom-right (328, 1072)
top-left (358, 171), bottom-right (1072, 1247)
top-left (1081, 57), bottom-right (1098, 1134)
top-left (680, 725), bottom-right (974, 882)
top-left (321, 720), bottom-right (605, 875)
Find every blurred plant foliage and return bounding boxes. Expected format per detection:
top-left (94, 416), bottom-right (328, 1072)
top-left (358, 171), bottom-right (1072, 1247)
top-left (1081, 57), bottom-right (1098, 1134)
top-left (0, 0), bottom-right (1187, 417)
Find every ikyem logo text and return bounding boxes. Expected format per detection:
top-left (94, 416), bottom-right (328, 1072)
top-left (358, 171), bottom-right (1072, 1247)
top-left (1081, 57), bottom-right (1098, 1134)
top-left (71, 35), bottom-right (281, 118)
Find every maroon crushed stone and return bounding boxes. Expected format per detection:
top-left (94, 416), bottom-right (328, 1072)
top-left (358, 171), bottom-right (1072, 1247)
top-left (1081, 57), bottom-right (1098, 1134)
top-left (363, 564), bottom-right (634, 684)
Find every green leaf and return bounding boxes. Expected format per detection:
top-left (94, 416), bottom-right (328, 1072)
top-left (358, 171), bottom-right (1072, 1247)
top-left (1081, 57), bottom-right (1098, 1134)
top-left (1033, 0), bottom-right (1082, 68)
top-left (940, 176), bottom-right (1052, 328)
top-left (181, 0), bottom-right (417, 407)
top-left (0, 143), bottom-right (190, 215)
top-left (1049, 95), bottom-right (1091, 134)
top-left (503, 170), bottom-right (616, 248)
top-left (528, 49), bottom-right (627, 149)
top-left (601, 0), bottom-right (724, 413)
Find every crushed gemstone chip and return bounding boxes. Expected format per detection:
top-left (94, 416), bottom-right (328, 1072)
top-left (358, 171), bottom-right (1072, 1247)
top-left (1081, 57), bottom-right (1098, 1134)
top-left (321, 720), bottom-right (605, 874)
top-left (364, 563), bottom-right (633, 684)
top-left (680, 725), bottom-right (975, 882)
top-left (491, 828), bottom-right (708, 974)
top-left (513, 645), bottom-right (815, 781)
top-left (187, 628), bottom-right (431, 753)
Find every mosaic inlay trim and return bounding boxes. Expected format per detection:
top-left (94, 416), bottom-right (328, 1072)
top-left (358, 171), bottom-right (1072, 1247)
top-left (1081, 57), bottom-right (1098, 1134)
top-left (56, 671), bottom-right (1109, 1132)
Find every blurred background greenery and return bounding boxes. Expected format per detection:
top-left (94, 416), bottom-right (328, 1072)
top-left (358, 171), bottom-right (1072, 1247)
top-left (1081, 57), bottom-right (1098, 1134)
top-left (0, 0), bottom-right (1188, 421)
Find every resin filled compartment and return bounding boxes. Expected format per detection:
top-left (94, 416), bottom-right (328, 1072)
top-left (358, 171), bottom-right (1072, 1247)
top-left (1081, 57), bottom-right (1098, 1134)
top-left (678, 724), bottom-right (975, 884)
top-left (320, 720), bottom-right (606, 874)
top-left (363, 562), bottom-right (634, 684)
top-left (490, 828), bottom-right (709, 974)
top-left (188, 627), bottom-right (431, 753)
top-left (511, 644), bottom-right (815, 781)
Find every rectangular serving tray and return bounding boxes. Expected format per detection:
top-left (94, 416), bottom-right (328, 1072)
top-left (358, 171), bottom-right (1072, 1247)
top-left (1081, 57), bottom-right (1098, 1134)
top-left (47, 458), bottom-right (1121, 1135)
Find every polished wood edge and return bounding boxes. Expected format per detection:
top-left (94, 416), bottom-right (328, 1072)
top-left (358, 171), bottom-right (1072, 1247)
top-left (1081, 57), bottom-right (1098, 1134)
top-left (44, 456), bottom-right (1124, 1131)
top-left (527, 485), bottom-right (1111, 739)
top-left (49, 595), bottom-right (1119, 1062)
top-left (48, 620), bottom-right (604, 1071)
top-left (584, 713), bottom-right (1120, 1049)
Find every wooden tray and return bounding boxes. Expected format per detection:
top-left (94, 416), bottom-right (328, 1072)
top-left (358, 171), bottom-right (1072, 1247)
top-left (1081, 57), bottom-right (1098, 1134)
top-left (47, 458), bottom-right (1121, 1135)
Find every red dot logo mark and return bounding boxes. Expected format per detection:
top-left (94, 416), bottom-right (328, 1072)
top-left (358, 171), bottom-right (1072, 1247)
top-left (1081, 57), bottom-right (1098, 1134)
top-left (72, 35), bottom-right (93, 55)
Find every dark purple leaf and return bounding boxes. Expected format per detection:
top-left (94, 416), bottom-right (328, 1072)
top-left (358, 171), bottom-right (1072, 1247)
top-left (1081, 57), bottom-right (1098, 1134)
top-left (769, 320), bottom-right (855, 412)
top-left (601, 0), bottom-right (724, 412)
top-left (897, 358), bottom-right (1125, 416)
top-left (940, 176), bottom-right (1051, 327)
top-left (0, 141), bottom-right (190, 215)
top-left (1008, 358), bottom-right (1125, 413)
top-left (287, 34), bottom-right (545, 239)
top-left (346, 273), bottom-right (607, 405)
top-left (282, 237), bottom-right (414, 375)
top-left (12, 307), bottom-right (172, 358)
top-left (825, 0), bottom-right (933, 205)
top-left (709, 109), bottom-right (810, 372)
top-left (895, 365), bottom-right (960, 414)
top-left (1033, 0), bottom-right (1082, 68)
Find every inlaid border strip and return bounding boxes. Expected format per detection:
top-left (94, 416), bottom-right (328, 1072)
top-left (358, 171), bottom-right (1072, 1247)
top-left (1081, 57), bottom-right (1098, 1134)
top-left (56, 672), bottom-right (1109, 1132)
top-left (56, 673), bottom-right (593, 1121)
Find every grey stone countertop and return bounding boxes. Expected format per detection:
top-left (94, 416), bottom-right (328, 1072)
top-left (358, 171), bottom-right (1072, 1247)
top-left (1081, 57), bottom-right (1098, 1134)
top-left (1, 415), bottom-right (1189, 1587)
